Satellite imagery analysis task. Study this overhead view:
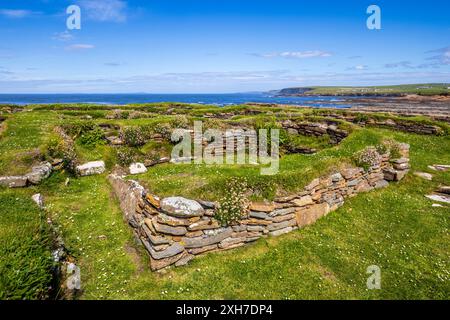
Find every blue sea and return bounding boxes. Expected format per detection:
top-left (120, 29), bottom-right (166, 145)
top-left (0, 93), bottom-right (361, 108)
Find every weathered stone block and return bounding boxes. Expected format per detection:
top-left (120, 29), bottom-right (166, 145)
top-left (241, 218), bottom-right (272, 226)
top-left (26, 162), bottom-right (52, 184)
top-left (160, 197), bottom-right (205, 218)
top-left (219, 237), bottom-right (246, 249)
top-left (188, 244), bottom-right (218, 255)
top-left (182, 227), bottom-right (233, 248)
top-left (145, 193), bottom-right (160, 208)
top-left (249, 211), bottom-right (271, 220)
top-left (274, 194), bottom-right (299, 203)
top-left (129, 162), bottom-right (147, 175)
top-left (197, 200), bottom-right (216, 209)
top-left (76, 161), bottom-right (105, 176)
top-left (174, 254), bottom-right (195, 267)
top-left (147, 233), bottom-right (172, 246)
top-left (393, 163), bottom-right (409, 170)
top-left (267, 220), bottom-right (291, 231)
top-left (414, 172), bottom-right (433, 181)
top-left (292, 195), bottom-right (313, 207)
top-left (383, 168), bottom-right (396, 181)
top-left (269, 227), bottom-right (293, 236)
top-left (247, 225), bottom-right (265, 232)
top-left (305, 178), bottom-right (320, 191)
top-left (185, 230), bottom-right (204, 238)
top-left (31, 193), bottom-right (44, 208)
top-left (392, 158), bottom-right (409, 164)
top-left (330, 172), bottom-right (343, 182)
top-left (341, 167), bottom-right (363, 180)
top-left (269, 207), bottom-right (296, 217)
top-left (347, 178), bottom-right (360, 187)
top-left (146, 242), bottom-right (185, 260)
top-left (150, 251), bottom-right (186, 271)
top-left (395, 169), bottom-right (409, 181)
top-left (0, 176), bottom-right (28, 188)
top-left (232, 225), bottom-right (247, 232)
top-left (355, 180), bottom-right (373, 193)
top-left (156, 213), bottom-right (193, 227)
top-left (152, 218), bottom-right (187, 236)
top-left (295, 202), bottom-right (330, 227)
top-left (232, 231), bottom-right (248, 238)
top-left (438, 186), bottom-right (450, 195)
top-left (187, 219), bottom-right (220, 231)
top-left (249, 202), bottom-right (275, 212)
top-left (374, 179), bottom-right (389, 189)
top-left (272, 213), bottom-right (295, 223)
top-left (144, 218), bottom-right (156, 233)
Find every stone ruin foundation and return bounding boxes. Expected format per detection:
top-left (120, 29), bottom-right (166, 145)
top-left (109, 143), bottom-right (410, 271)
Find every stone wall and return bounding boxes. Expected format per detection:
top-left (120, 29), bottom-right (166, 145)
top-left (0, 162), bottom-right (52, 188)
top-left (280, 120), bottom-right (349, 144)
top-left (109, 143), bottom-right (410, 271)
top-left (312, 112), bottom-right (445, 135)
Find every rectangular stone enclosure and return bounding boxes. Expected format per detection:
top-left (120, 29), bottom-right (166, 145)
top-left (109, 144), bottom-right (410, 271)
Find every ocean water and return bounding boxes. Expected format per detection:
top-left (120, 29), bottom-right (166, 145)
top-left (0, 93), bottom-right (359, 108)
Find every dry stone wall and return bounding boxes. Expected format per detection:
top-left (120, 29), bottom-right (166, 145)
top-left (280, 120), bottom-right (349, 144)
top-left (109, 143), bottom-right (410, 271)
top-left (313, 112), bottom-right (445, 135)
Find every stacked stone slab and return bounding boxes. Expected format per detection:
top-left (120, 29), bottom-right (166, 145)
top-left (307, 112), bottom-right (444, 135)
top-left (280, 120), bottom-right (349, 144)
top-left (109, 143), bottom-right (410, 271)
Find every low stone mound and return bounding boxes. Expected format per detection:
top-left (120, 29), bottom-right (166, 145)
top-left (0, 161), bottom-right (52, 188)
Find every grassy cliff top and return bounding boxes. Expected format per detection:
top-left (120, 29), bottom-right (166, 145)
top-left (278, 83), bottom-right (450, 96)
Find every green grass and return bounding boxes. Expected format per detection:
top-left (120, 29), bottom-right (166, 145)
top-left (0, 188), bottom-right (54, 300)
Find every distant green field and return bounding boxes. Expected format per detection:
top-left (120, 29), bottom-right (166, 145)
top-left (278, 83), bottom-right (450, 96)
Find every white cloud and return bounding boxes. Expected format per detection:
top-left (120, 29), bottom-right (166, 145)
top-left (255, 50), bottom-right (332, 59)
top-left (0, 9), bottom-right (36, 18)
top-left (426, 46), bottom-right (450, 65)
top-left (384, 61), bottom-right (414, 69)
top-left (104, 62), bottom-right (123, 66)
top-left (65, 44), bottom-right (95, 51)
top-left (52, 31), bottom-right (74, 42)
top-left (77, 0), bottom-right (127, 22)
top-left (2, 70), bottom-right (450, 93)
top-left (347, 65), bottom-right (368, 71)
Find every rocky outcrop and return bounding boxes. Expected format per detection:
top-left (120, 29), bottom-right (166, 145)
top-left (109, 143), bottom-right (410, 271)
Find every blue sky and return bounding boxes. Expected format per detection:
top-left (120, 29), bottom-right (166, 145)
top-left (0, 0), bottom-right (449, 93)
